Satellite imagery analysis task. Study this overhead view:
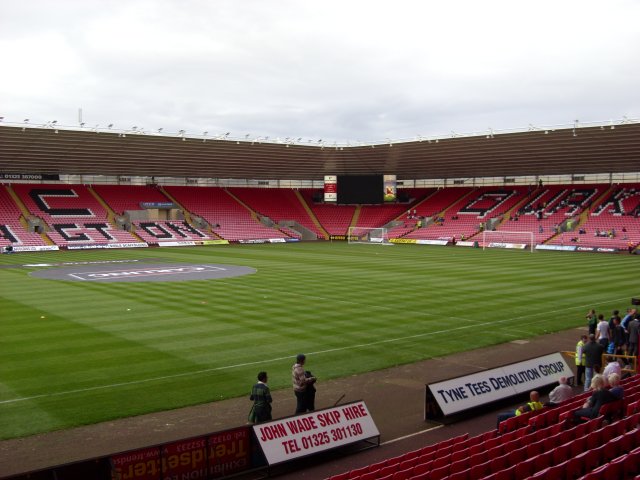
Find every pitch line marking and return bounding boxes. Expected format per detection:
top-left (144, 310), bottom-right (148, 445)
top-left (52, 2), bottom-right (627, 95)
top-left (381, 424), bottom-right (444, 445)
top-left (0, 295), bottom-right (630, 405)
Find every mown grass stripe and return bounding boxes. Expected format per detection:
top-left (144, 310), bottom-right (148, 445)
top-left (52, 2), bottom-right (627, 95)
top-left (0, 243), bottom-right (637, 439)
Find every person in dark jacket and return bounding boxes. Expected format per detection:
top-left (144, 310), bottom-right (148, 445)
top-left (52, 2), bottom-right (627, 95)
top-left (582, 334), bottom-right (604, 392)
top-left (248, 371), bottom-right (272, 424)
top-left (572, 375), bottom-right (616, 421)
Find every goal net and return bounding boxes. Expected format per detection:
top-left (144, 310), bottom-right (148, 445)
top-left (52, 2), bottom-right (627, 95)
top-left (348, 227), bottom-right (391, 245)
top-left (481, 231), bottom-right (534, 252)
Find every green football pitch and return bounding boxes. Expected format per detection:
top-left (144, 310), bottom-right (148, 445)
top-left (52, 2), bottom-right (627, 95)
top-left (0, 243), bottom-right (636, 439)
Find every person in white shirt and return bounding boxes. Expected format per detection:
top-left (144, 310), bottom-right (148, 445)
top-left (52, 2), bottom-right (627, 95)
top-left (595, 314), bottom-right (610, 349)
top-left (602, 357), bottom-right (622, 385)
top-left (546, 377), bottom-right (574, 406)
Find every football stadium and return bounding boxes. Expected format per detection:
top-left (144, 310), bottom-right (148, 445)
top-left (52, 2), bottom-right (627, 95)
top-left (1, 118), bottom-right (640, 479)
top-left (2, 2), bottom-right (640, 479)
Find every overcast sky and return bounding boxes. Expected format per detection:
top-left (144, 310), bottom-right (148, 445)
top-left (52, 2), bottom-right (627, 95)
top-left (1, 0), bottom-right (639, 143)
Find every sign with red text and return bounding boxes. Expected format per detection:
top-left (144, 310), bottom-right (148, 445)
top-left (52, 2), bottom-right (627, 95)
top-left (253, 401), bottom-right (379, 465)
top-left (324, 175), bottom-right (337, 202)
top-left (110, 426), bottom-right (251, 480)
top-left (426, 352), bottom-right (571, 418)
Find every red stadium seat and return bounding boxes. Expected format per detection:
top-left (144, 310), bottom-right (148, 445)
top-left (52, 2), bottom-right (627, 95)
top-left (431, 454), bottom-right (450, 470)
top-left (358, 472), bottom-right (377, 480)
top-left (469, 460), bottom-right (491, 479)
top-left (603, 455), bottom-right (627, 480)
top-left (428, 464), bottom-right (449, 480)
top-left (514, 456), bottom-right (535, 479)
top-left (397, 456), bottom-right (419, 471)
top-left (532, 451), bottom-right (553, 473)
top-left (366, 460), bottom-right (387, 472)
top-left (411, 461), bottom-right (432, 477)
top-left (447, 468), bottom-right (470, 480)
top-left (626, 412), bottom-right (640, 431)
top-left (391, 467), bottom-right (412, 480)
top-left (468, 450), bottom-right (488, 466)
top-left (625, 446), bottom-right (640, 477)
top-left (599, 399), bottom-right (625, 421)
top-left (450, 448), bottom-right (469, 464)
top-left (552, 442), bottom-right (572, 465)
top-left (626, 399), bottom-right (640, 415)
top-left (526, 441), bottom-right (544, 458)
top-left (348, 466), bottom-right (369, 478)
top-left (489, 453), bottom-right (508, 473)
top-left (376, 464), bottom-right (398, 478)
top-left (449, 457), bottom-right (469, 474)
top-left (506, 445), bottom-right (526, 464)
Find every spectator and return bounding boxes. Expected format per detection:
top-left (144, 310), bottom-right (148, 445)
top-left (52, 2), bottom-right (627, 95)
top-left (602, 356), bottom-right (621, 384)
top-left (292, 354), bottom-right (316, 414)
top-left (575, 334), bottom-right (587, 386)
top-left (627, 313), bottom-right (640, 357)
top-left (572, 375), bottom-right (616, 421)
top-left (583, 334), bottom-right (605, 392)
top-left (586, 309), bottom-right (597, 336)
top-left (496, 391), bottom-right (543, 429)
top-left (611, 318), bottom-right (626, 355)
top-left (595, 314), bottom-right (610, 348)
top-left (609, 310), bottom-right (621, 330)
top-left (608, 373), bottom-right (624, 399)
top-left (621, 308), bottom-right (636, 332)
top-left (248, 371), bottom-right (272, 424)
top-left (545, 377), bottom-right (574, 407)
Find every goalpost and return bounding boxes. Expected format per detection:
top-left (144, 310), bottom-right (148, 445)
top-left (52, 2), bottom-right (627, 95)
top-left (347, 227), bottom-right (391, 245)
top-left (481, 231), bottom-right (535, 252)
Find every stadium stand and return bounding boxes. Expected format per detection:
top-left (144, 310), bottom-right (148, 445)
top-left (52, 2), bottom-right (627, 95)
top-left (91, 184), bottom-right (173, 215)
top-left (548, 183), bottom-right (640, 250)
top-left (7, 183), bottom-right (640, 249)
top-left (355, 204), bottom-right (409, 229)
top-left (227, 187), bottom-right (326, 238)
top-left (300, 189), bottom-right (356, 236)
top-left (131, 220), bottom-right (215, 244)
top-left (11, 184), bottom-right (140, 247)
top-left (327, 373), bottom-right (640, 480)
top-left (0, 185), bottom-right (47, 247)
top-left (164, 186), bottom-right (291, 241)
top-left (403, 187), bottom-right (527, 242)
top-left (494, 184), bottom-right (601, 245)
